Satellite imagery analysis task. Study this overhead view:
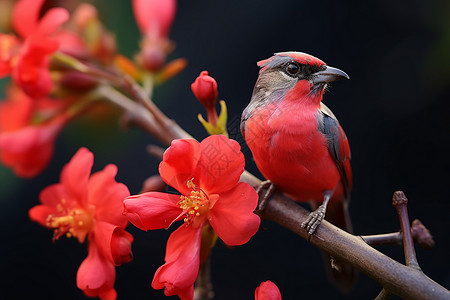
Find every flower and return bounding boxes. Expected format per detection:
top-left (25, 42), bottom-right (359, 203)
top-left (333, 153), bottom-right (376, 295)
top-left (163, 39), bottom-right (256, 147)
top-left (0, 86), bottom-right (70, 178)
top-left (132, 0), bottom-right (177, 71)
top-left (0, 0), bottom-right (69, 98)
top-left (255, 281), bottom-right (282, 300)
top-left (124, 135), bottom-right (260, 299)
top-left (29, 147), bottom-right (133, 300)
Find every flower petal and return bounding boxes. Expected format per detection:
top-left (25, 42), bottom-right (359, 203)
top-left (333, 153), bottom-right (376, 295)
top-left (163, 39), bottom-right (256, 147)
top-left (209, 182), bottom-right (260, 246)
top-left (60, 147), bottom-right (93, 207)
top-left (194, 135), bottom-right (245, 194)
top-left (12, 0), bottom-right (44, 38)
top-left (88, 164), bottom-right (130, 227)
top-left (255, 281), bottom-right (282, 300)
top-left (124, 192), bottom-right (182, 230)
top-left (152, 224), bottom-right (201, 298)
top-left (77, 239), bottom-right (116, 299)
top-left (35, 7), bottom-right (69, 36)
top-left (92, 221), bottom-right (117, 265)
top-left (28, 204), bottom-right (56, 227)
top-left (159, 138), bottom-right (199, 195)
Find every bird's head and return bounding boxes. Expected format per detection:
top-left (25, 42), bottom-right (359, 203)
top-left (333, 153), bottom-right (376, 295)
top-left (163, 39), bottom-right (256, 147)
top-left (251, 51), bottom-right (349, 106)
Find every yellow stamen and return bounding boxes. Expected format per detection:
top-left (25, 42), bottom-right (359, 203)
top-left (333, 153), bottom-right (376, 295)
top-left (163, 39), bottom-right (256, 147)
top-left (46, 205), bottom-right (94, 243)
top-left (178, 178), bottom-right (209, 226)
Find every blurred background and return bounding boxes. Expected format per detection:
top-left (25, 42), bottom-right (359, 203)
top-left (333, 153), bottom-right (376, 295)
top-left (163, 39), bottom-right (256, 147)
top-left (1, 0), bottom-right (450, 299)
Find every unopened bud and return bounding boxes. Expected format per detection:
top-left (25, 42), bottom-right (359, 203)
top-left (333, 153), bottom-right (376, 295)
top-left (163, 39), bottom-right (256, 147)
top-left (140, 40), bottom-right (166, 71)
top-left (111, 229), bottom-right (133, 265)
top-left (191, 71), bottom-right (218, 109)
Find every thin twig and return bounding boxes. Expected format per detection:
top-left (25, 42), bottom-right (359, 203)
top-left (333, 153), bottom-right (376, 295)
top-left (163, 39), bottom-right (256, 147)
top-left (392, 191), bottom-right (420, 270)
top-left (146, 144), bottom-right (166, 160)
top-left (361, 219), bottom-right (435, 249)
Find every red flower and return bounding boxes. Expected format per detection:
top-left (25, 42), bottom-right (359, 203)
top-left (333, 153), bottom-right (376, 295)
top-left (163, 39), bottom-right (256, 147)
top-left (124, 135), bottom-right (260, 299)
top-left (0, 0), bottom-right (69, 98)
top-left (255, 281), bottom-right (282, 300)
top-left (0, 86), bottom-right (70, 178)
top-left (29, 147), bottom-right (133, 300)
top-left (191, 71), bottom-right (218, 109)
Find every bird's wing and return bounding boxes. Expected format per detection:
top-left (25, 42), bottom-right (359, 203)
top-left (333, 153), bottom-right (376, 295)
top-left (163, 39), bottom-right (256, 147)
top-left (318, 102), bottom-right (352, 200)
top-left (317, 103), bottom-right (356, 292)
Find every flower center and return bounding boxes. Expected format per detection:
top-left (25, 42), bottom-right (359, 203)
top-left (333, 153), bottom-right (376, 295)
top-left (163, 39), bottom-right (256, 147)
top-left (46, 199), bottom-right (94, 243)
top-left (178, 178), bottom-right (209, 227)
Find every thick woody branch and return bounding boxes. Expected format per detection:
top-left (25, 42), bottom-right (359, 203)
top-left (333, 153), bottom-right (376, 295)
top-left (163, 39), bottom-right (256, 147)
top-left (240, 170), bottom-right (449, 300)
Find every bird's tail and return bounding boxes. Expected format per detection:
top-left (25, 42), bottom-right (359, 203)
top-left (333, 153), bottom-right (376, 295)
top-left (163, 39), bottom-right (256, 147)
top-left (310, 199), bottom-right (357, 293)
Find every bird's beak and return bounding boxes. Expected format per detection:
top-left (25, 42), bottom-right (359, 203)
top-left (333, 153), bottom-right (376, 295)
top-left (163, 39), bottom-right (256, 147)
top-left (314, 66), bottom-right (350, 84)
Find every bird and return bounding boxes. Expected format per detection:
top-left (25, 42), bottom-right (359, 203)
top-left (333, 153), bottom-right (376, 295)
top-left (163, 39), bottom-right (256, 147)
top-left (240, 51), bottom-right (355, 292)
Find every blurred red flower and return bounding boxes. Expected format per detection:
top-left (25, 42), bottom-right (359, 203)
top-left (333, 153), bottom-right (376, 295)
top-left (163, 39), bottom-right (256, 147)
top-left (124, 135), bottom-right (260, 299)
top-left (0, 0), bottom-right (69, 98)
top-left (29, 147), bottom-right (133, 300)
top-left (0, 86), bottom-right (70, 178)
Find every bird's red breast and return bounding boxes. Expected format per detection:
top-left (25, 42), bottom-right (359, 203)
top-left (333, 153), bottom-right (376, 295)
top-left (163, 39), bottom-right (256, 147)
top-left (243, 94), bottom-right (344, 204)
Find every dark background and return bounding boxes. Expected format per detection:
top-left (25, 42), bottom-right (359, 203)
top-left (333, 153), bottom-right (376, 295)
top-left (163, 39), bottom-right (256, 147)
top-left (1, 0), bottom-right (450, 299)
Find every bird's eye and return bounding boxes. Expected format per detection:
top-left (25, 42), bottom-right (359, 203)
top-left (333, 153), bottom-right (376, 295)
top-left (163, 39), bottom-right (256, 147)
top-left (285, 63), bottom-right (301, 76)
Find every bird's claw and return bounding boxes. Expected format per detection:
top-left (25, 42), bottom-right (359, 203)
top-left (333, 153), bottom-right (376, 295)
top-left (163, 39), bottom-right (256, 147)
top-left (255, 180), bottom-right (275, 213)
top-left (301, 204), bottom-right (326, 235)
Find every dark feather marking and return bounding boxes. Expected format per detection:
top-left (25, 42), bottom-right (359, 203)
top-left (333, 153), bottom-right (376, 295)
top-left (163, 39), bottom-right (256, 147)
top-left (317, 108), bottom-right (351, 200)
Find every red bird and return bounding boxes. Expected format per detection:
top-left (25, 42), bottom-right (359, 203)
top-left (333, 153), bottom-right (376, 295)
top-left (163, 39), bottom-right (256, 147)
top-left (241, 51), bottom-right (355, 291)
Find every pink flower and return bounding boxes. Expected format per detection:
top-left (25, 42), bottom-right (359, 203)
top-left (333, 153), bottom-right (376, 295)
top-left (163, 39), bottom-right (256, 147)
top-left (255, 281), bottom-right (282, 300)
top-left (29, 148), bottom-right (133, 299)
top-left (0, 0), bottom-right (69, 98)
top-left (124, 135), bottom-right (260, 299)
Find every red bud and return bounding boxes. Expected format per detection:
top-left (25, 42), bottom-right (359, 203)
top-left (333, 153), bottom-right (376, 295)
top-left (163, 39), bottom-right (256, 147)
top-left (191, 71), bottom-right (218, 109)
top-left (111, 229), bottom-right (133, 265)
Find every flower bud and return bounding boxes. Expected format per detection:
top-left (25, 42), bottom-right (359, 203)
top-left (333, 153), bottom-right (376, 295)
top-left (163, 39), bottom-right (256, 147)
top-left (111, 229), bottom-right (133, 265)
top-left (191, 71), bottom-right (218, 109)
